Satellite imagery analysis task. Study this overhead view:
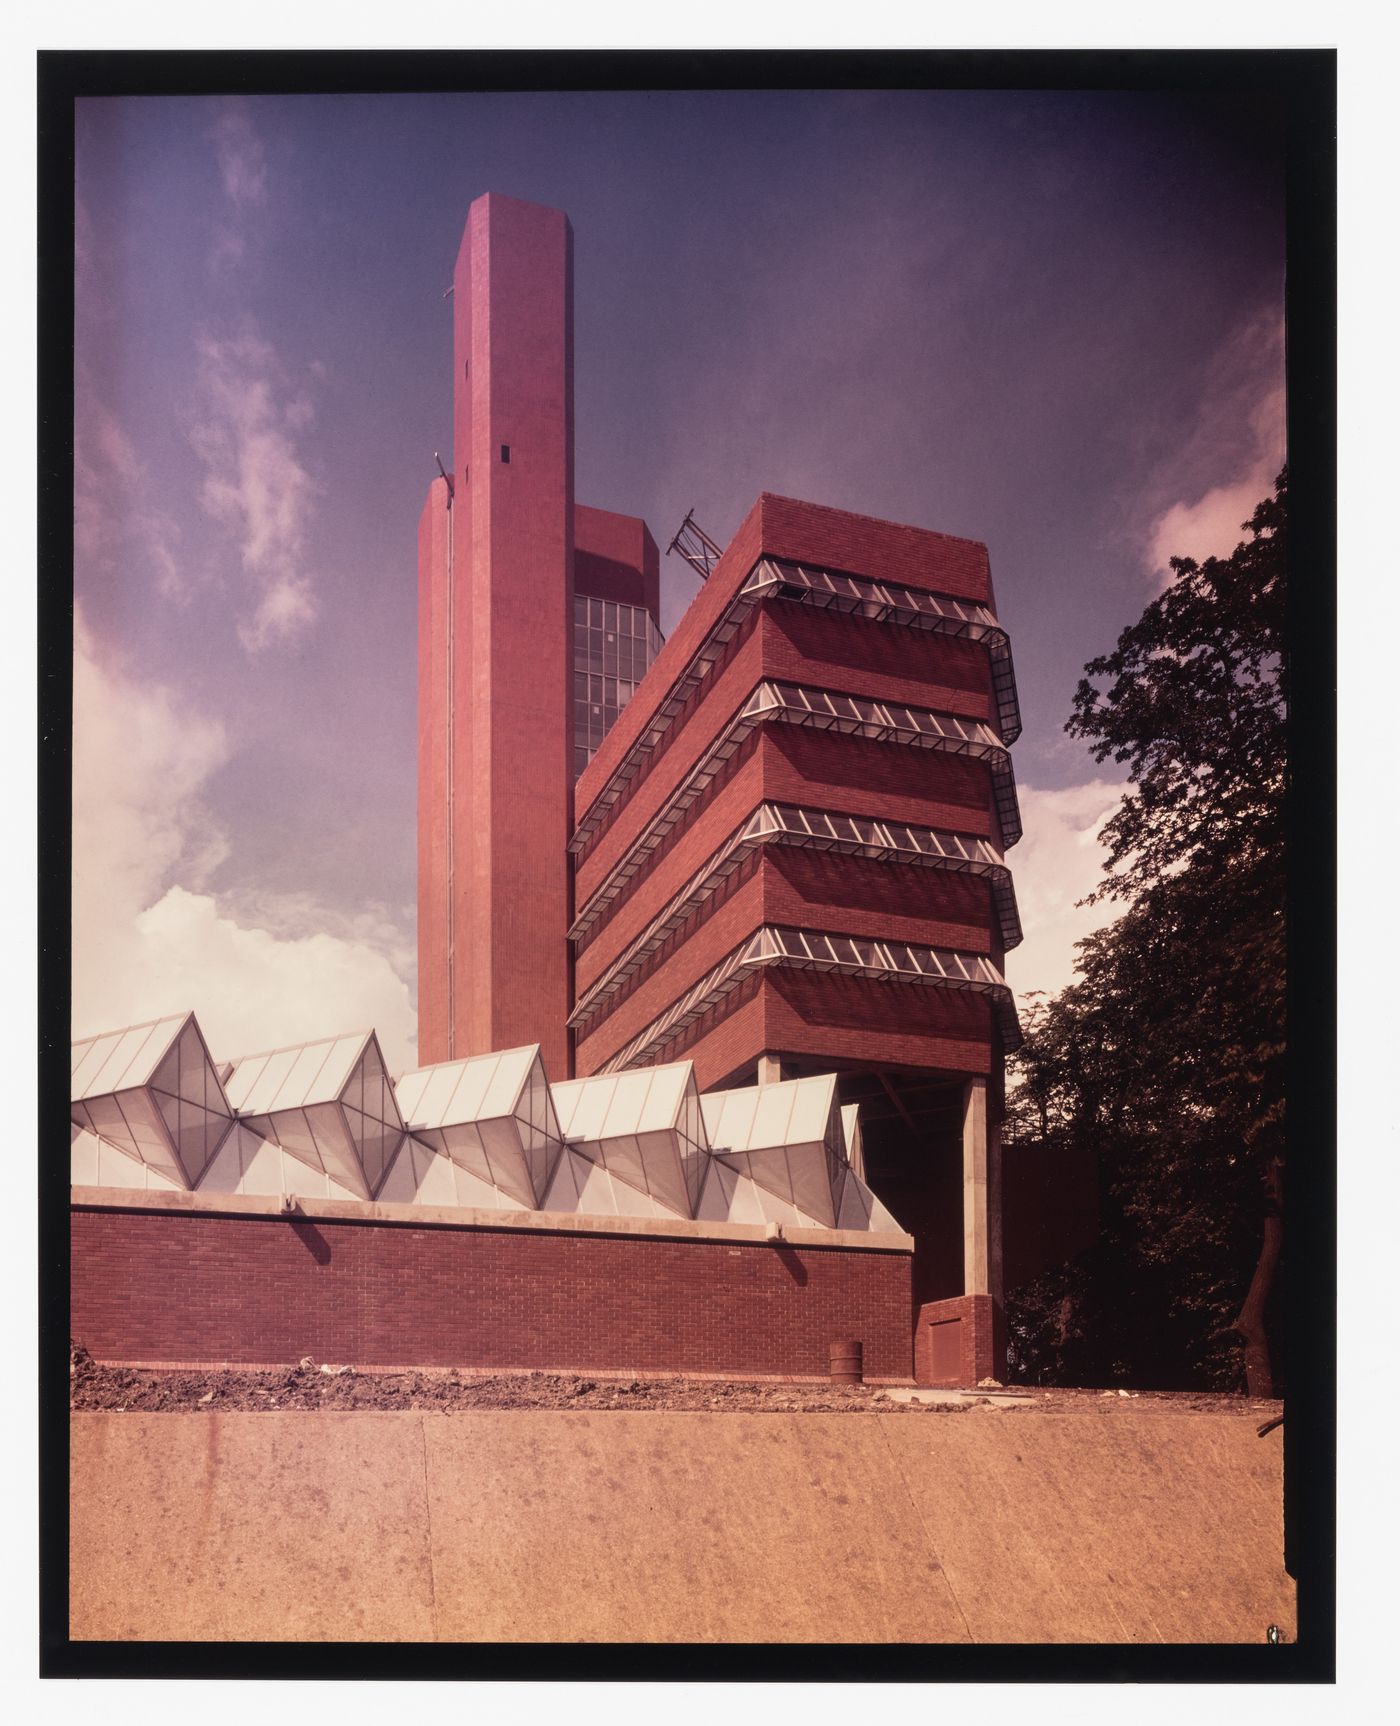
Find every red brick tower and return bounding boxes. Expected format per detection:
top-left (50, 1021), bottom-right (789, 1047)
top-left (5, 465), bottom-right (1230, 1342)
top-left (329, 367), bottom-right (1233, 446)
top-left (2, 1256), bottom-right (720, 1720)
top-left (417, 194), bottom-right (575, 1073)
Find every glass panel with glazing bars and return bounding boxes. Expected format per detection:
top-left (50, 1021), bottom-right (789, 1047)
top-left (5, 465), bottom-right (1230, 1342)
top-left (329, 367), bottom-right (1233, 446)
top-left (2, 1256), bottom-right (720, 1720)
top-left (573, 596), bottom-right (664, 778)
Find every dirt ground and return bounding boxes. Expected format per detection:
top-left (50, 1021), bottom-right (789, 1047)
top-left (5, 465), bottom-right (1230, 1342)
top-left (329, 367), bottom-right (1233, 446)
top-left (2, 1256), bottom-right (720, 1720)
top-left (69, 1342), bottom-right (1282, 1421)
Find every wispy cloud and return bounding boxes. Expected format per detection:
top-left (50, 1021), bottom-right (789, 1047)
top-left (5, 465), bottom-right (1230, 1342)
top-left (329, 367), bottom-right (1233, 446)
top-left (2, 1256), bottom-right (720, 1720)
top-left (1003, 779), bottom-right (1122, 1008)
top-left (192, 323), bottom-right (321, 652)
top-left (1143, 308), bottom-right (1285, 585)
top-left (73, 374), bottom-right (187, 603)
top-left (72, 606), bottom-right (417, 1070)
top-left (209, 100), bottom-right (268, 272)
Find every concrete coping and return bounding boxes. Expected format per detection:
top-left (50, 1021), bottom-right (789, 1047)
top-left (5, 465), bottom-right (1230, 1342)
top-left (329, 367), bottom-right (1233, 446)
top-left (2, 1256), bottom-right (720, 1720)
top-left (69, 1184), bottom-right (915, 1255)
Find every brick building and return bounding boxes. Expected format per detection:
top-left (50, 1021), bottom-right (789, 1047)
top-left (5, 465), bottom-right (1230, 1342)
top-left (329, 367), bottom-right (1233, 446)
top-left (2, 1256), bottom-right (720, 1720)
top-left (70, 192), bottom-right (1031, 1388)
top-left (415, 193), bottom-right (1025, 1375)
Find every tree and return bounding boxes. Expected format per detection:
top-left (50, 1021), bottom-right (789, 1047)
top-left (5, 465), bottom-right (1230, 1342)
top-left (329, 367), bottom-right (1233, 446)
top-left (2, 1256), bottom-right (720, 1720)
top-left (1006, 473), bottom-right (1286, 1395)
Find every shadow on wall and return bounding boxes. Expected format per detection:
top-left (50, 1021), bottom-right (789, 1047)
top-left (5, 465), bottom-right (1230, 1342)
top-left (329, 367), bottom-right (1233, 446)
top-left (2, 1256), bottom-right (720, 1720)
top-left (774, 1243), bottom-right (809, 1285)
top-left (289, 1220), bottom-right (332, 1265)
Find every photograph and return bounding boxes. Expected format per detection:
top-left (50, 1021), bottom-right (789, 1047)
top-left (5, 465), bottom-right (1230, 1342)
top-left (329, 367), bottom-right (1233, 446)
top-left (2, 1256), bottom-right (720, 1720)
top-left (41, 49), bottom-right (1336, 1677)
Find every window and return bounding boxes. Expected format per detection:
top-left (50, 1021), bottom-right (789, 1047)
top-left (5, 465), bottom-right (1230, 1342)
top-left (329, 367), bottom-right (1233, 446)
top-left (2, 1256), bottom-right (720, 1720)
top-left (500, 444), bottom-right (510, 463)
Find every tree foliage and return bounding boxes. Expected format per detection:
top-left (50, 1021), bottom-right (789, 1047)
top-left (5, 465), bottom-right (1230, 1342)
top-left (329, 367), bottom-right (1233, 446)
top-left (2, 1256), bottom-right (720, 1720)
top-left (1006, 473), bottom-right (1287, 1392)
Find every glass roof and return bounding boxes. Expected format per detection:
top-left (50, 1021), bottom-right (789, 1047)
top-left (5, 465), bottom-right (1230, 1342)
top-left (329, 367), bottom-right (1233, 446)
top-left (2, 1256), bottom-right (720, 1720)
top-left (70, 1011), bottom-right (234, 1188)
top-left (700, 1073), bottom-right (838, 1155)
top-left (551, 1060), bottom-right (696, 1141)
top-left (394, 1043), bottom-right (547, 1133)
top-left (223, 1030), bottom-right (373, 1115)
top-left (701, 1075), bottom-right (847, 1229)
top-left (394, 1046), bottom-right (564, 1207)
top-left (72, 1010), bottom-right (194, 1101)
top-left (70, 1013), bottom-right (905, 1236)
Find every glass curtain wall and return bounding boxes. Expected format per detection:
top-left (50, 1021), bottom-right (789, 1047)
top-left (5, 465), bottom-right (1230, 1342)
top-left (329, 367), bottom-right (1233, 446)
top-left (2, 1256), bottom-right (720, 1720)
top-left (573, 595), bottom-right (664, 777)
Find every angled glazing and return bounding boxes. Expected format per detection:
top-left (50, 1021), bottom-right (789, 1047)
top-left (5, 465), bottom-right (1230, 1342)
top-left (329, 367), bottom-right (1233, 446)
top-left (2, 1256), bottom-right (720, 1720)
top-left (223, 1028), bottom-right (405, 1199)
top-left (550, 1060), bottom-right (708, 1219)
top-left (392, 1043), bottom-right (563, 1208)
top-left (70, 1010), bottom-right (233, 1188)
top-left (701, 1072), bottom-right (849, 1228)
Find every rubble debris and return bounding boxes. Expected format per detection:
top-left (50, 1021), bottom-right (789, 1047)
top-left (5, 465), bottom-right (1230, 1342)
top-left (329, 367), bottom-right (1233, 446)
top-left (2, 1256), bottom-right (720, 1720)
top-left (68, 1341), bottom-right (1284, 1420)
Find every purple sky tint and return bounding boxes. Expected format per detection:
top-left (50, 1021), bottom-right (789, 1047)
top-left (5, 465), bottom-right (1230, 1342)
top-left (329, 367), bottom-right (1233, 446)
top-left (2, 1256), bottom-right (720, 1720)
top-left (73, 89), bottom-right (1286, 1067)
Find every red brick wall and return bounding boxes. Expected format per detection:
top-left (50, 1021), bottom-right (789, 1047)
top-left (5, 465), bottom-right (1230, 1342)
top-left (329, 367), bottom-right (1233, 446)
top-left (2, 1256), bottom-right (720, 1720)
top-left (755, 494), bottom-right (992, 607)
top-left (635, 971), bottom-right (994, 1092)
top-left (576, 500), bottom-right (766, 807)
top-left (576, 729), bottom-right (995, 986)
top-left (574, 502), bottom-right (660, 621)
top-left (70, 1205), bottom-right (914, 1382)
top-left (576, 492), bottom-right (994, 834)
top-left (433, 193), bottom-right (574, 1075)
top-left (577, 608), bottom-right (993, 892)
top-left (575, 850), bottom-right (995, 1071)
top-left (768, 605), bottom-right (991, 721)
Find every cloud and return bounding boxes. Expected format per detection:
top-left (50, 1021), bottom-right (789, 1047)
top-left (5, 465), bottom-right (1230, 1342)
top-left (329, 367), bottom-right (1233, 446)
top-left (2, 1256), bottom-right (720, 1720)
top-left (209, 101), bottom-right (268, 271)
top-left (72, 608), bottom-right (417, 1072)
top-left (1143, 308), bottom-right (1285, 585)
top-left (1003, 779), bottom-right (1123, 1007)
top-left (192, 324), bottom-right (321, 651)
top-left (73, 379), bottom-right (186, 604)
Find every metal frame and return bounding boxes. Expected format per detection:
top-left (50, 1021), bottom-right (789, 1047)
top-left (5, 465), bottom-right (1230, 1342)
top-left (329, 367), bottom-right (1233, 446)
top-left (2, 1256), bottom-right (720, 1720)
top-left (570, 801), bottom-right (1021, 1035)
top-left (665, 509), bottom-right (724, 580)
top-left (597, 924), bottom-right (1022, 1073)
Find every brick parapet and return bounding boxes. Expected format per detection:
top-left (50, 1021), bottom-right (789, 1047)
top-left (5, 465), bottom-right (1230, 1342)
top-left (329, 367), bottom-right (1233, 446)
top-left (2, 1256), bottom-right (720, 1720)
top-left (574, 502), bottom-right (660, 621)
top-left (70, 1196), bottom-right (915, 1382)
top-left (617, 971), bottom-right (994, 1091)
top-left (752, 493), bottom-right (993, 607)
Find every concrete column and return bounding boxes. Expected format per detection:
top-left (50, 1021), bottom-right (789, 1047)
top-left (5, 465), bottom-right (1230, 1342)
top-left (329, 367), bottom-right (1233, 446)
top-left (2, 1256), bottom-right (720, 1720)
top-left (756, 1054), bottom-right (783, 1086)
top-left (962, 1077), bottom-right (1003, 1301)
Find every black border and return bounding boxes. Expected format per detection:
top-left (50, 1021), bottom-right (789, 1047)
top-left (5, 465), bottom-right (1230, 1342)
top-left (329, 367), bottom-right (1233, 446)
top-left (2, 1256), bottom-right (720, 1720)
top-left (38, 47), bottom-right (1337, 1683)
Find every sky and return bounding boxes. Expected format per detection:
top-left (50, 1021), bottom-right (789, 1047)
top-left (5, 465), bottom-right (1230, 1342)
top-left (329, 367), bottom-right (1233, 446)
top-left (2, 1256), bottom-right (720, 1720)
top-left (72, 87), bottom-right (1286, 1072)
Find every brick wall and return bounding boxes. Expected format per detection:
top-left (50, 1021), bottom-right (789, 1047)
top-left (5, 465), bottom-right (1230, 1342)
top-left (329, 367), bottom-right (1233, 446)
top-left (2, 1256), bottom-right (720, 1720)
top-left (576, 728), bottom-right (994, 986)
top-left (652, 971), bottom-right (994, 1092)
top-left (575, 491), bottom-right (994, 821)
top-left (575, 849), bottom-right (995, 1072)
top-left (577, 609), bottom-right (993, 896)
top-left (70, 1202), bottom-right (915, 1382)
top-left (574, 502), bottom-right (660, 619)
top-left (755, 494), bottom-right (993, 606)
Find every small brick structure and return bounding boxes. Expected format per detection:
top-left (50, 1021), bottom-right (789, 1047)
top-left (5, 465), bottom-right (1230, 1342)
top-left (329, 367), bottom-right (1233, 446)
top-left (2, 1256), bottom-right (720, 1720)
top-left (913, 1294), bottom-right (1001, 1387)
top-left (70, 1189), bottom-right (916, 1382)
